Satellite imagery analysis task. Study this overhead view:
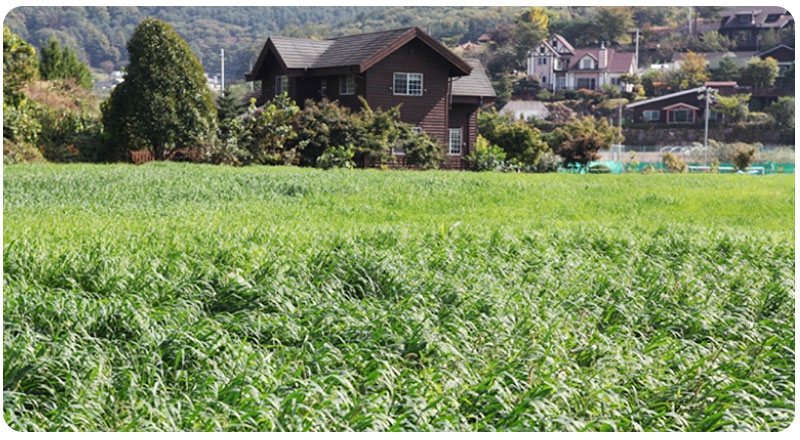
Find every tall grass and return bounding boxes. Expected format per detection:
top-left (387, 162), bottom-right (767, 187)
top-left (3, 163), bottom-right (794, 431)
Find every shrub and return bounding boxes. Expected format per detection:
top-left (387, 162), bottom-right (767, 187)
top-left (733, 144), bottom-right (758, 171)
top-left (466, 135), bottom-right (507, 171)
top-left (3, 99), bottom-right (42, 146)
top-left (401, 130), bottom-right (443, 170)
top-left (536, 89), bottom-right (552, 100)
top-left (206, 117), bottom-right (250, 166)
top-left (552, 116), bottom-right (623, 170)
top-left (535, 151), bottom-right (560, 173)
top-left (317, 144), bottom-right (355, 169)
top-left (662, 152), bottom-right (687, 173)
top-left (244, 93), bottom-right (304, 165)
top-left (38, 109), bottom-right (104, 162)
top-left (477, 110), bottom-right (549, 167)
top-left (293, 99), bottom-right (360, 167)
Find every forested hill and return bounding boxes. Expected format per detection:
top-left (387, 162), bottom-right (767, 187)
top-left (3, 6), bottom-right (521, 82)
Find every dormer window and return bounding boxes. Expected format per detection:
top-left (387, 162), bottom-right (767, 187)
top-left (766, 14), bottom-right (781, 23)
top-left (580, 57), bottom-right (595, 69)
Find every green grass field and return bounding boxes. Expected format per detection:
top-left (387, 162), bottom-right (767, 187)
top-left (3, 163), bottom-right (795, 431)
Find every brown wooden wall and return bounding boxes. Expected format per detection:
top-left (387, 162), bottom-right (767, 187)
top-left (364, 39), bottom-right (451, 145)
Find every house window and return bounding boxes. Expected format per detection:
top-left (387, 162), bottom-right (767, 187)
top-left (538, 57), bottom-right (547, 65)
top-left (642, 110), bottom-right (660, 121)
top-left (580, 57), bottom-right (594, 69)
top-left (668, 108), bottom-right (694, 123)
top-left (610, 77), bottom-right (620, 85)
top-left (339, 74), bottom-right (356, 95)
top-left (393, 73), bottom-right (423, 96)
top-left (448, 128), bottom-right (462, 155)
top-left (576, 78), bottom-right (596, 90)
top-left (766, 14), bottom-right (781, 23)
top-left (275, 75), bottom-right (288, 96)
top-left (320, 79), bottom-right (327, 97)
top-left (542, 75), bottom-right (547, 83)
top-left (412, 127), bottom-right (423, 134)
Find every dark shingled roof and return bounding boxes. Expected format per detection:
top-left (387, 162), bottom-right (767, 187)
top-left (248, 27), bottom-right (471, 80)
top-left (451, 58), bottom-right (496, 97)
top-left (310, 28), bottom-right (415, 69)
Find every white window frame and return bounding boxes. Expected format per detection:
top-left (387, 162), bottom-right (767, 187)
top-left (643, 110), bottom-right (660, 121)
top-left (393, 72), bottom-right (423, 96)
top-left (580, 57), bottom-right (594, 70)
top-left (538, 57), bottom-right (547, 65)
top-left (412, 127), bottom-right (423, 134)
top-left (320, 79), bottom-right (327, 97)
top-left (339, 74), bottom-right (356, 95)
top-left (448, 128), bottom-right (462, 155)
top-left (275, 75), bottom-right (288, 96)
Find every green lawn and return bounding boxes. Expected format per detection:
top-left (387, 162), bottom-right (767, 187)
top-left (3, 163), bottom-right (795, 431)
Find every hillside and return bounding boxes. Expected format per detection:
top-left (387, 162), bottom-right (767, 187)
top-left (3, 6), bottom-right (522, 83)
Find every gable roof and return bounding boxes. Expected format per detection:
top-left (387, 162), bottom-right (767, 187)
top-left (720, 6), bottom-right (793, 29)
top-left (548, 34), bottom-right (575, 55)
top-left (626, 87), bottom-right (705, 109)
top-left (569, 48), bottom-right (635, 72)
top-left (247, 27), bottom-right (471, 80)
top-left (757, 44), bottom-right (795, 58)
top-left (451, 58), bottom-right (496, 98)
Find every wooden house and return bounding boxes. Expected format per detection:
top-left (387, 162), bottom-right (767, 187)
top-left (626, 82), bottom-right (738, 124)
top-left (245, 27), bottom-right (496, 169)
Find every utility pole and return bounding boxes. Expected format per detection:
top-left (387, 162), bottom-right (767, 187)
top-left (634, 27), bottom-right (640, 72)
top-left (697, 86), bottom-right (717, 168)
top-left (220, 48), bottom-right (225, 95)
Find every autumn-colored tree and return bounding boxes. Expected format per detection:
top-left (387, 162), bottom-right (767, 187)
top-left (741, 57), bottom-right (779, 89)
top-left (670, 51), bottom-right (709, 90)
top-left (513, 7), bottom-right (549, 61)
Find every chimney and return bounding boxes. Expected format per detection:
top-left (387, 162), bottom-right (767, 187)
top-left (599, 41), bottom-right (608, 70)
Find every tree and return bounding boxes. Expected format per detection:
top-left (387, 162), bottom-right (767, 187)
top-left (38, 37), bottom-right (93, 89)
top-left (671, 51), bottom-right (709, 90)
top-left (477, 111), bottom-right (549, 167)
top-left (513, 7), bottom-right (549, 61)
top-left (101, 18), bottom-right (217, 160)
top-left (552, 116), bottom-right (623, 169)
top-left (714, 94), bottom-right (750, 123)
top-left (711, 56), bottom-right (741, 82)
top-left (765, 96), bottom-right (794, 131)
top-left (3, 26), bottom-right (38, 105)
top-left (741, 57), bottom-right (779, 89)
top-left (697, 31), bottom-right (732, 52)
top-left (593, 7), bottom-right (633, 45)
top-left (216, 88), bottom-right (247, 122)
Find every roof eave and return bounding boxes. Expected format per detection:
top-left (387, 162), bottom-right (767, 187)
top-left (358, 27), bottom-right (472, 76)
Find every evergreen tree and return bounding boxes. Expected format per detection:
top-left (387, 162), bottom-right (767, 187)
top-left (3, 26), bottom-right (38, 105)
top-left (101, 18), bottom-right (216, 160)
top-left (216, 88), bottom-right (246, 122)
top-left (38, 37), bottom-right (93, 89)
top-left (712, 57), bottom-right (742, 82)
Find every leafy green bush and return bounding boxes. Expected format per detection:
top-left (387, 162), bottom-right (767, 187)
top-left (245, 94), bottom-right (304, 165)
top-left (316, 144), bottom-right (356, 169)
top-left (536, 89), bottom-right (552, 100)
top-left (293, 99), bottom-right (361, 167)
top-left (3, 99), bottom-right (42, 146)
top-left (466, 135), bottom-right (507, 171)
top-left (38, 110), bottom-right (104, 162)
top-left (401, 130), bottom-right (443, 170)
top-left (478, 110), bottom-right (549, 167)
top-left (765, 96), bottom-right (794, 131)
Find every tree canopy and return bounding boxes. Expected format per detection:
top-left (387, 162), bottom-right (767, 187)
top-left (3, 25), bottom-right (39, 105)
top-left (101, 18), bottom-right (216, 160)
top-left (39, 37), bottom-right (93, 89)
